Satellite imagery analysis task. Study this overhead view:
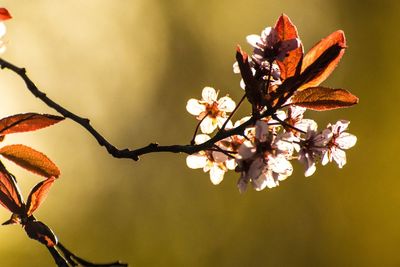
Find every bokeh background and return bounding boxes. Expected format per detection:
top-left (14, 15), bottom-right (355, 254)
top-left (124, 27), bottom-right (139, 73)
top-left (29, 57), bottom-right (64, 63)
top-left (0, 0), bottom-right (397, 266)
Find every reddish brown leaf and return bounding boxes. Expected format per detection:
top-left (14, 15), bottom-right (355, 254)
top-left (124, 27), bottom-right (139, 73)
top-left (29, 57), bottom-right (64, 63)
top-left (0, 162), bottom-right (23, 213)
top-left (0, 8), bottom-right (11, 21)
top-left (274, 14), bottom-right (303, 79)
top-left (290, 86), bottom-right (359, 111)
top-left (236, 46), bottom-right (263, 108)
top-left (0, 144), bottom-right (60, 178)
top-left (24, 220), bottom-right (58, 247)
top-left (26, 177), bottom-right (56, 216)
top-left (0, 113), bottom-right (64, 136)
top-left (299, 30), bottom-right (346, 90)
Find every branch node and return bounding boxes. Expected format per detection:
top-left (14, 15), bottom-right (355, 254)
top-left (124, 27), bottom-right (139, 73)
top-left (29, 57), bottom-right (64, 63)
top-left (149, 143), bottom-right (159, 148)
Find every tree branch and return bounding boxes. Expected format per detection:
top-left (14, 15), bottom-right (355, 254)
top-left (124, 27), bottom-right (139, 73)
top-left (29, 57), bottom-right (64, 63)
top-left (0, 58), bottom-right (276, 160)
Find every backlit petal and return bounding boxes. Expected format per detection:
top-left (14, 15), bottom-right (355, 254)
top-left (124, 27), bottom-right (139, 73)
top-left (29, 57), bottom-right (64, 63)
top-left (210, 166), bottom-right (225, 185)
top-left (331, 147), bottom-right (347, 168)
top-left (200, 116), bottom-right (217, 134)
top-left (186, 154), bottom-right (207, 169)
top-left (201, 87), bottom-right (217, 103)
top-left (0, 22), bottom-right (6, 38)
top-left (194, 134), bottom-right (211, 144)
top-left (186, 99), bottom-right (205, 116)
top-left (246, 34), bottom-right (261, 48)
top-left (218, 96), bottom-right (236, 112)
top-left (336, 133), bottom-right (357, 149)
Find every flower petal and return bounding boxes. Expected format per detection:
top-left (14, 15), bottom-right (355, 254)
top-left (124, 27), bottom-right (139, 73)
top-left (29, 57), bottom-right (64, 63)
top-left (331, 147), bottom-right (347, 168)
top-left (212, 151), bottom-right (228, 163)
top-left (237, 176), bottom-right (248, 193)
top-left (271, 156), bottom-right (293, 179)
top-left (186, 154), bottom-right (207, 169)
top-left (237, 141), bottom-right (256, 160)
top-left (289, 105), bottom-right (306, 120)
top-left (277, 38), bottom-right (300, 61)
top-left (0, 22), bottom-right (6, 38)
top-left (233, 61), bottom-right (240, 74)
top-left (194, 134), bottom-right (211, 144)
top-left (200, 116), bottom-right (217, 134)
top-left (255, 120), bottom-right (270, 142)
top-left (186, 99), bottom-right (205, 116)
top-left (246, 34), bottom-right (261, 48)
top-left (321, 151), bottom-right (330, 166)
top-left (299, 152), bottom-right (317, 177)
top-left (332, 120), bottom-right (350, 134)
top-left (336, 133), bottom-right (357, 149)
top-left (296, 119), bottom-right (318, 133)
top-left (201, 87), bottom-right (217, 103)
top-left (247, 157), bottom-right (264, 181)
top-left (218, 96), bottom-right (236, 112)
top-left (226, 158), bottom-right (237, 170)
top-left (216, 116), bottom-right (233, 130)
top-left (209, 166), bottom-right (225, 185)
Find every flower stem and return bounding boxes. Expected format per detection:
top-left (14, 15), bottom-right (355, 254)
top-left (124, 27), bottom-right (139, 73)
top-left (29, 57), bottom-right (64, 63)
top-left (190, 112), bottom-right (210, 145)
top-left (219, 93), bottom-right (246, 132)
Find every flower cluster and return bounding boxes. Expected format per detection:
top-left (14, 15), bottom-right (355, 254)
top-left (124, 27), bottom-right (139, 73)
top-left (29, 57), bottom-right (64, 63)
top-left (185, 14), bottom-right (358, 192)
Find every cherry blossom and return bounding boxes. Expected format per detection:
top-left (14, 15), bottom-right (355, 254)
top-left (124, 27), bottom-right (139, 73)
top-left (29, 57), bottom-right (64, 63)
top-left (185, 14), bottom-right (357, 192)
top-left (246, 27), bottom-right (300, 63)
top-left (298, 120), bottom-right (329, 177)
top-left (234, 119), bottom-right (294, 192)
top-left (186, 87), bottom-right (235, 134)
top-left (186, 134), bottom-right (235, 185)
top-left (321, 120), bottom-right (357, 168)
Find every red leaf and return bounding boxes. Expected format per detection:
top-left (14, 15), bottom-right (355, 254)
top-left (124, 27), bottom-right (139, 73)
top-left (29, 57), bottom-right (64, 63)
top-left (274, 14), bottom-right (303, 79)
top-left (0, 162), bottom-right (23, 213)
top-left (0, 144), bottom-right (60, 178)
top-left (0, 8), bottom-right (11, 21)
top-left (24, 220), bottom-right (58, 247)
top-left (290, 86), bottom-right (359, 111)
top-left (0, 113), bottom-right (64, 136)
top-left (299, 30), bottom-right (346, 90)
top-left (26, 177), bottom-right (56, 216)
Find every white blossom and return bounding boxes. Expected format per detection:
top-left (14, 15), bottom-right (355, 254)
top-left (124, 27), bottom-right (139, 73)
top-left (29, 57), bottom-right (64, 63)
top-left (298, 121), bottom-right (329, 177)
top-left (186, 87), bottom-right (235, 134)
top-left (186, 134), bottom-right (235, 185)
top-left (321, 120), bottom-right (357, 168)
top-left (247, 27), bottom-right (300, 63)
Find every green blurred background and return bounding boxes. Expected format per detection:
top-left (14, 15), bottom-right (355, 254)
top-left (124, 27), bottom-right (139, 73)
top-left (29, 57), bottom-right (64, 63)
top-left (0, 0), bottom-right (397, 266)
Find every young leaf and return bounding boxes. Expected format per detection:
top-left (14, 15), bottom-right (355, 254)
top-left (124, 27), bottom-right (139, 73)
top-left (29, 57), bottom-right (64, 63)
top-left (290, 86), bottom-right (359, 111)
top-left (274, 14), bottom-right (303, 79)
top-left (0, 8), bottom-right (11, 21)
top-left (26, 177), bottom-right (56, 216)
top-left (0, 161), bottom-right (23, 213)
top-left (299, 30), bottom-right (346, 90)
top-left (235, 46), bottom-right (263, 108)
top-left (0, 113), bottom-right (64, 136)
top-left (272, 44), bottom-right (343, 108)
top-left (0, 144), bottom-right (60, 178)
top-left (24, 220), bottom-right (58, 247)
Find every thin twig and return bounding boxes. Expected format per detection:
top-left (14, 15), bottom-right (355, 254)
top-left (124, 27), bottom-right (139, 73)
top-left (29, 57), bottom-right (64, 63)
top-left (219, 93), bottom-right (246, 131)
top-left (190, 112), bottom-right (209, 145)
top-left (210, 145), bottom-right (237, 158)
top-left (0, 58), bottom-right (276, 160)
